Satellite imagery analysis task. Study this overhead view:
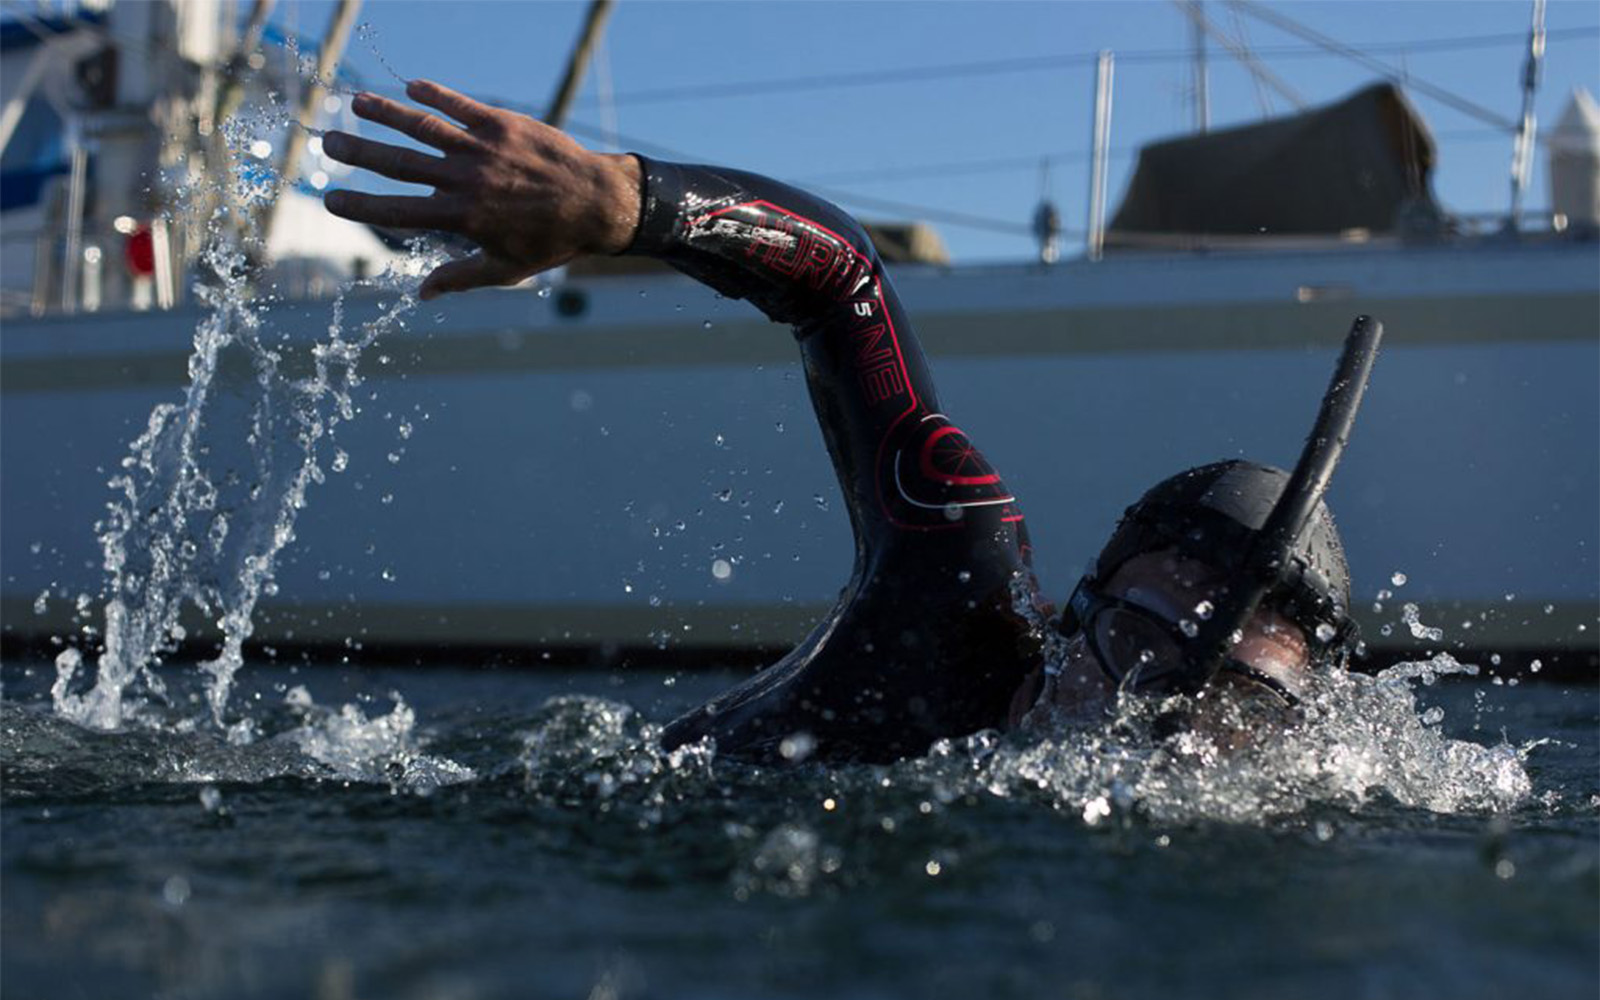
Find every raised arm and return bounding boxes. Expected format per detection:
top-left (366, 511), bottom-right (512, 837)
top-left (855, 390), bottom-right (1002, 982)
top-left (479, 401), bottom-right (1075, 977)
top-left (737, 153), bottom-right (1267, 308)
top-left (323, 80), bottom-right (1024, 551)
top-left (622, 159), bottom-right (1022, 542)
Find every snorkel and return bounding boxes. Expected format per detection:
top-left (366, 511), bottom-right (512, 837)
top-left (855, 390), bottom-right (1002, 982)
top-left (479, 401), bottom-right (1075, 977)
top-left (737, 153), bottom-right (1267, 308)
top-left (1061, 315), bottom-right (1383, 702)
top-left (1180, 315), bottom-right (1382, 695)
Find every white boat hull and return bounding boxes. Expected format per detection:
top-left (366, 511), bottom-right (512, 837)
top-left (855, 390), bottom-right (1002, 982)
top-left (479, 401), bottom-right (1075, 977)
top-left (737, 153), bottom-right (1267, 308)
top-left (3, 240), bottom-right (1596, 668)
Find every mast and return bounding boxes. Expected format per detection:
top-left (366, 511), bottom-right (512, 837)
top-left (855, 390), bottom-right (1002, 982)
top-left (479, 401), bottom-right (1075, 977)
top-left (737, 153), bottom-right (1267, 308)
top-left (1086, 50), bottom-right (1115, 262)
top-left (1506, 0), bottom-right (1547, 231)
top-left (545, 0), bottom-right (616, 129)
top-left (255, 0), bottom-right (362, 245)
top-left (1190, 0), bottom-right (1210, 133)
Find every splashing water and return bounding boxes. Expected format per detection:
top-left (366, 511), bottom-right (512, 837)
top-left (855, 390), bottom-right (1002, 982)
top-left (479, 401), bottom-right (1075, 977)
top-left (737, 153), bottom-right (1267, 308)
top-left (990, 573), bottom-right (1535, 823)
top-left (51, 76), bottom-right (444, 736)
top-left (926, 652), bottom-right (1535, 826)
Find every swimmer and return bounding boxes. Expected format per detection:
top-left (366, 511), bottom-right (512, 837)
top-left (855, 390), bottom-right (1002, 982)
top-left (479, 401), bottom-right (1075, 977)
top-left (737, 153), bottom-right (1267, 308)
top-left (324, 80), bottom-right (1376, 763)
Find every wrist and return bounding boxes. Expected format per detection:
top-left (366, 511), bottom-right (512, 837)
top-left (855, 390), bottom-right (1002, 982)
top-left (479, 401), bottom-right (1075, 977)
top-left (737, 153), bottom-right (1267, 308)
top-left (587, 153), bottom-right (644, 255)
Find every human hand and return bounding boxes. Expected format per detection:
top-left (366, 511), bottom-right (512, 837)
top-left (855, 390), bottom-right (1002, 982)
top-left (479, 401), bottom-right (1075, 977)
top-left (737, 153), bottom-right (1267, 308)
top-left (322, 79), bottom-right (642, 300)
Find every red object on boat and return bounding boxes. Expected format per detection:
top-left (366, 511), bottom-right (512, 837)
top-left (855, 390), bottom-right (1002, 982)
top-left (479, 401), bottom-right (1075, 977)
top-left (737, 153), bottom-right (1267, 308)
top-left (125, 227), bottom-right (155, 276)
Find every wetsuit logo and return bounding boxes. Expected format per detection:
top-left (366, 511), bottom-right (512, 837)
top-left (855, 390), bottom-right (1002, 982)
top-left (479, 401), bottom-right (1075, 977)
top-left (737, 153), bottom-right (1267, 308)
top-left (883, 413), bottom-right (1019, 529)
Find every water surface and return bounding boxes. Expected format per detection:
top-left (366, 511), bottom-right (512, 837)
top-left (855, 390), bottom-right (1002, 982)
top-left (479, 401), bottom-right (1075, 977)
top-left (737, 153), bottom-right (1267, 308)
top-left (3, 661), bottom-right (1595, 1000)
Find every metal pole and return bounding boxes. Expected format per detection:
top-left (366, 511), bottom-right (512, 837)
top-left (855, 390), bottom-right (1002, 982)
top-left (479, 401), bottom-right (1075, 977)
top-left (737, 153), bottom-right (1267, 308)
top-left (545, 0), bottom-right (616, 129)
top-left (152, 217), bottom-right (176, 310)
top-left (60, 137), bottom-right (89, 314)
top-left (1191, 0), bottom-right (1210, 133)
top-left (1086, 50), bottom-right (1115, 262)
top-left (0, 48), bottom-right (49, 157)
top-left (1506, 0), bottom-right (1546, 231)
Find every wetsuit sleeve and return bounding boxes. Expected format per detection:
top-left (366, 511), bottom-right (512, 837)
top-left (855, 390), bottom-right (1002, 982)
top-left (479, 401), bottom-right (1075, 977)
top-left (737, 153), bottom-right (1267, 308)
top-left (623, 156), bottom-right (1025, 542)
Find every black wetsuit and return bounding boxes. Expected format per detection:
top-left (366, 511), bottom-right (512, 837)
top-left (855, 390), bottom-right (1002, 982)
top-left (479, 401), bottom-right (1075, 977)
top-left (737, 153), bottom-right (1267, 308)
top-left (626, 158), bottom-right (1043, 763)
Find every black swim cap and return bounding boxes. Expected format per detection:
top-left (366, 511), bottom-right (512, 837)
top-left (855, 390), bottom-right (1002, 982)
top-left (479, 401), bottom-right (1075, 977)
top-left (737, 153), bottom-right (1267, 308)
top-left (1090, 460), bottom-right (1352, 640)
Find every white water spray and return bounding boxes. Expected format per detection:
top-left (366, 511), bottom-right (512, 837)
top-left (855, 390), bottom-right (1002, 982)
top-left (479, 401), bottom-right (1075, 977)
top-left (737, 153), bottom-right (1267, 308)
top-left (52, 74), bottom-right (442, 735)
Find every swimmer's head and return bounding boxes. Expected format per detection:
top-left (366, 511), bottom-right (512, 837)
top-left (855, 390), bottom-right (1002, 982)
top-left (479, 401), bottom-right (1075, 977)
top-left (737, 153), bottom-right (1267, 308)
top-left (1015, 461), bottom-right (1358, 731)
top-left (1023, 315), bottom-right (1381, 734)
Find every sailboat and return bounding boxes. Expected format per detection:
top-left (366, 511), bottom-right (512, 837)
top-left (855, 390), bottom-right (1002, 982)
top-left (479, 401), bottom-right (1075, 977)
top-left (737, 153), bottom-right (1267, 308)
top-left (3, 1), bottom-right (1595, 677)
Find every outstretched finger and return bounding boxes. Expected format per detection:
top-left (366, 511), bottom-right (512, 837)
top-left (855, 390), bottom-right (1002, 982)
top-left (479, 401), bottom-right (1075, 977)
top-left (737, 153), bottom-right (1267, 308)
top-left (406, 79), bottom-right (499, 130)
top-left (419, 254), bottom-right (530, 300)
top-left (349, 92), bottom-right (476, 152)
top-left (325, 190), bottom-right (459, 231)
top-left (322, 131), bottom-right (454, 187)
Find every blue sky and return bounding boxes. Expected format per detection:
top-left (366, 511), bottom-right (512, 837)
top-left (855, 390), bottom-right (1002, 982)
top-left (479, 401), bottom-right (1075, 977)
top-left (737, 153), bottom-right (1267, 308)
top-left (289, 0), bottom-right (1600, 262)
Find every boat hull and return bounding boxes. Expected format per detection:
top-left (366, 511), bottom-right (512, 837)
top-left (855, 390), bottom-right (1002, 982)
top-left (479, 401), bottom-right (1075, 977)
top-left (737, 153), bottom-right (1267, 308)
top-left (4, 240), bottom-right (1596, 671)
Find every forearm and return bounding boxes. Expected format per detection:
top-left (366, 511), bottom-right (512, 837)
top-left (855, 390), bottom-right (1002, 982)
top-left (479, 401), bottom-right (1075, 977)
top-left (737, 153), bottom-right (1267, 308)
top-left (621, 158), bottom-right (894, 328)
top-left (621, 158), bottom-right (1019, 537)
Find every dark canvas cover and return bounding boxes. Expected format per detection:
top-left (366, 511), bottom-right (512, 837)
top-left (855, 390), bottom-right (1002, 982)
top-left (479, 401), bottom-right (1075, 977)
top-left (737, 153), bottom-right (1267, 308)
top-left (1106, 83), bottom-right (1443, 248)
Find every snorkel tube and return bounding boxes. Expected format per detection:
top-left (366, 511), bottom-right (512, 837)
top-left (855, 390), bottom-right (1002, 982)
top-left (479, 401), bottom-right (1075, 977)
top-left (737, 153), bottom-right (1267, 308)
top-left (1175, 315), bottom-right (1384, 694)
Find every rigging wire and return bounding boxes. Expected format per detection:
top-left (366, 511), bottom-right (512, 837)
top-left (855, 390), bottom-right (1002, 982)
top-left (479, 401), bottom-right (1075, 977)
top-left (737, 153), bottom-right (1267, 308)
top-left (1180, 0), bottom-right (1307, 112)
top-left (584, 25), bottom-right (1599, 108)
top-left (791, 126), bottom-right (1515, 187)
top-left (1228, 0), bottom-right (1520, 131)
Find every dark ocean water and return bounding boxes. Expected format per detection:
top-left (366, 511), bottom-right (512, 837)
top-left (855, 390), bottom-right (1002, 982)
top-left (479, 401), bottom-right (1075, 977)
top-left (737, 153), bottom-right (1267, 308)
top-left (3, 660), bottom-right (1596, 1000)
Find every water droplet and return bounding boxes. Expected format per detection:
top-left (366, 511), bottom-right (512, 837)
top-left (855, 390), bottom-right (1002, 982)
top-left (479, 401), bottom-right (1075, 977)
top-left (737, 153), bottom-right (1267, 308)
top-left (779, 731), bottom-right (815, 761)
top-left (1529, 658), bottom-right (1542, 674)
top-left (813, 494), bottom-right (829, 511)
top-left (162, 876), bottom-right (191, 907)
top-left (711, 559), bottom-right (733, 581)
top-left (331, 449), bottom-right (349, 473)
top-left (925, 860), bottom-right (942, 877)
top-left (1542, 604), bottom-right (1554, 615)
top-left (32, 591), bottom-right (48, 615)
top-left (380, 568), bottom-right (396, 582)
top-left (1421, 707), bottom-right (1445, 725)
top-left (1315, 622), bottom-right (1337, 643)
top-left (713, 433), bottom-right (725, 447)
top-left (536, 285), bottom-right (552, 299)
top-left (702, 320), bottom-right (713, 330)
top-left (1380, 623), bottom-right (1393, 637)
top-left (714, 488), bottom-right (732, 502)
top-left (648, 595), bottom-right (662, 607)
top-left (957, 570), bottom-right (972, 583)
top-left (1390, 571), bottom-right (1407, 587)
top-left (774, 422), bottom-right (785, 433)
top-left (397, 421), bottom-right (413, 439)
top-left (1081, 796), bottom-right (1112, 825)
top-left (771, 500), bottom-right (785, 515)
top-left (1178, 618), bottom-right (1199, 638)
top-left (1401, 602), bottom-right (1443, 641)
top-left (386, 451), bottom-right (401, 465)
top-left (199, 786), bottom-right (223, 812)
top-left (1193, 600), bottom-right (1214, 620)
